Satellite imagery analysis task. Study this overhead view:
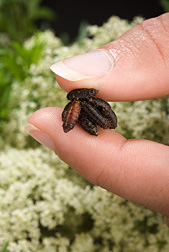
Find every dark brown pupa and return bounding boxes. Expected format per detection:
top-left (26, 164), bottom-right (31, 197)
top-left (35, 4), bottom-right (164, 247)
top-left (62, 88), bottom-right (117, 135)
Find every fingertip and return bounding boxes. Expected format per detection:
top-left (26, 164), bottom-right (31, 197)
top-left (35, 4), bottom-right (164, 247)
top-left (50, 49), bottom-right (114, 93)
top-left (25, 107), bottom-right (62, 152)
top-left (28, 107), bottom-right (62, 131)
top-left (26, 106), bottom-right (124, 183)
top-left (51, 14), bottom-right (169, 101)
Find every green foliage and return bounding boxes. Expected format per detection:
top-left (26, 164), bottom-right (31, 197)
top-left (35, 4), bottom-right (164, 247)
top-left (0, 243), bottom-right (9, 252)
top-left (60, 21), bottom-right (89, 45)
top-left (0, 0), bottom-right (55, 43)
top-left (2, 36), bottom-right (45, 81)
top-left (0, 0), bottom-right (54, 120)
top-left (0, 34), bottom-right (45, 120)
top-left (75, 21), bottom-right (89, 46)
top-left (159, 0), bottom-right (169, 11)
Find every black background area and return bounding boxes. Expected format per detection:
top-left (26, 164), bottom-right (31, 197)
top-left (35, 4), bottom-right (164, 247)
top-left (42, 0), bottom-right (164, 40)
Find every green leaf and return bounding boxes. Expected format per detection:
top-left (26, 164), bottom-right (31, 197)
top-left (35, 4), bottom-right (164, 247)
top-left (159, 0), bottom-right (169, 11)
top-left (0, 34), bottom-right (45, 120)
top-left (0, 0), bottom-right (56, 42)
top-left (76, 21), bottom-right (89, 45)
top-left (30, 7), bottom-right (56, 21)
top-left (0, 242), bottom-right (9, 252)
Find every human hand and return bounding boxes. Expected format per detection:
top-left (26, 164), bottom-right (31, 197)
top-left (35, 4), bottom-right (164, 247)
top-left (25, 13), bottom-right (169, 225)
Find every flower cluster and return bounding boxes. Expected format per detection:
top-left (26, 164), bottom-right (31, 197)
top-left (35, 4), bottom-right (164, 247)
top-left (0, 148), bottom-right (169, 252)
top-left (0, 16), bottom-right (169, 251)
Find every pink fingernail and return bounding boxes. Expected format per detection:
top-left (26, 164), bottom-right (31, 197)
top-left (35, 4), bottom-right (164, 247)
top-left (50, 49), bottom-right (113, 81)
top-left (25, 123), bottom-right (56, 151)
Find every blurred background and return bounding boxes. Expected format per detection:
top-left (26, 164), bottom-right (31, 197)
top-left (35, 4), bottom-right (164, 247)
top-left (41, 0), bottom-right (166, 41)
top-left (0, 0), bottom-right (168, 44)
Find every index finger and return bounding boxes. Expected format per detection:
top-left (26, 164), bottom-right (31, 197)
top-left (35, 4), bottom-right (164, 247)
top-left (50, 13), bottom-right (169, 101)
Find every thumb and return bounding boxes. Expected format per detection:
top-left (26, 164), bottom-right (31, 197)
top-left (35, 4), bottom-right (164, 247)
top-left (25, 107), bottom-right (169, 218)
top-left (50, 13), bottom-right (169, 101)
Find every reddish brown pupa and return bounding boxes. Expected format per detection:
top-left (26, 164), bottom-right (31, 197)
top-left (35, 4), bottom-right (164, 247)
top-left (62, 100), bottom-right (81, 132)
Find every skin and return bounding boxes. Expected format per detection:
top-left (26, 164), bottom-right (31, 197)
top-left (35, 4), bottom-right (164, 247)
top-left (27, 13), bottom-right (169, 226)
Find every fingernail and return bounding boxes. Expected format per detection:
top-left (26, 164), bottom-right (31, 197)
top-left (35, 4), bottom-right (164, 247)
top-left (50, 49), bottom-right (113, 81)
top-left (25, 123), bottom-right (56, 151)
